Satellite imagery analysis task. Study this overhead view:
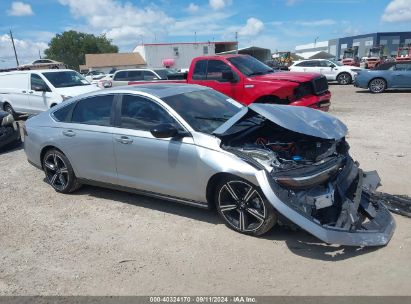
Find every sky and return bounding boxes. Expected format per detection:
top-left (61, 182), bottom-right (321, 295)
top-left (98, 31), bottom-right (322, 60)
top-left (0, 0), bottom-right (410, 68)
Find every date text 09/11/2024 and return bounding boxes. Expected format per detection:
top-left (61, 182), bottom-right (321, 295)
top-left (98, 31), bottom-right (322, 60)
top-left (149, 296), bottom-right (257, 303)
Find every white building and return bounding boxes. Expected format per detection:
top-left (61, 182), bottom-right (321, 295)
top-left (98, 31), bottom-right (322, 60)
top-left (295, 41), bottom-right (330, 59)
top-left (133, 41), bottom-right (238, 70)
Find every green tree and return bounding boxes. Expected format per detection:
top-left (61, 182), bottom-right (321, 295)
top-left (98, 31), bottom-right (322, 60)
top-left (44, 30), bottom-right (118, 70)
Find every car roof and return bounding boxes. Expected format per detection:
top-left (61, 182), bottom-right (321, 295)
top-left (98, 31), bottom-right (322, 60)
top-left (103, 83), bottom-right (208, 99)
top-left (0, 69), bottom-right (75, 75)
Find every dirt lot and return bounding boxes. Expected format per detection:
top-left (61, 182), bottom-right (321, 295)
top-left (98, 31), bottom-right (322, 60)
top-left (1, 85), bottom-right (410, 296)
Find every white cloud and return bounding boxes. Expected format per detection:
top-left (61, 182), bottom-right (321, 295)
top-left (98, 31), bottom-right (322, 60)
top-left (209, 0), bottom-right (232, 10)
top-left (0, 34), bottom-right (47, 69)
top-left (382, 0), bottom-right (411, 23)
top-left (59, 0), bottom-right (174, 48)
top-left (238, 18), bottom-right (264, 37)
top-left (7, 1), bottom-right (34, 16)
top-left (295, 19), bottom-right (336, 26)
top-left (186, 3), bottom-right (200, 13)
top-left (59, 0), bottom-right (239, 48)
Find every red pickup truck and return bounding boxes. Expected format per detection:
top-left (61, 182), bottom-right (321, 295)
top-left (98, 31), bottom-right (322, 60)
top-left (129, 54), bottom-right (331, 111)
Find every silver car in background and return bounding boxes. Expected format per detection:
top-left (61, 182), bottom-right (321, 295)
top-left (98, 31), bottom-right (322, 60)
top-left (23, 84), bottom-right (395, 246)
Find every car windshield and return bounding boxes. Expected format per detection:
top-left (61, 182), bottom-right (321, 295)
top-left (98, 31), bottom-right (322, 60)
top-left (43, 71), bottom-right (91, 88)
top-left (162, 89), bottom-right (244, 134)
top-left (227, 56), bottom-right (275, 76)
top-left (154, 69), bottom-right (174, 79)
top-left (330, 60), bottom-right (343, 66)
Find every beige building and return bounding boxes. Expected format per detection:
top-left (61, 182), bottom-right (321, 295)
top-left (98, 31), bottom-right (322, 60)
top-left (81, 53), bottom-right (146, 73)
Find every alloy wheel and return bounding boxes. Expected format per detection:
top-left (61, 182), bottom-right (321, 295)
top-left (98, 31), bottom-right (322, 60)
top-left (44, 153), bottom-right (69, 191)
top-left (369, 79), bottom-right (386, 93)
top-left (218, 181), bottom-right (266, 232)
top-left (337, 73), bottom-right (351, 85)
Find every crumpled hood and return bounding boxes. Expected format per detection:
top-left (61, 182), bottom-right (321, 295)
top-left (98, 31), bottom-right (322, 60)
top-left (214, 104), bottom-right (347, 140)
top-left (54, 84), bottom-right (101, 97)
top-left (251, 71), bottom-right (321, 83)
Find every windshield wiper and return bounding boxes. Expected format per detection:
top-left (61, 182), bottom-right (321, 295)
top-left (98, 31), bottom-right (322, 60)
top-left (194, 116), bottom-right (229, 122)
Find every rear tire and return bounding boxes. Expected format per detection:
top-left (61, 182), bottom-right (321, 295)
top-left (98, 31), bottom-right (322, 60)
top-left (337, 72), bottom-right (352, 85)
top-left (215, 176), bottom-right (277, 236)
top-left (42, 149), bottom-right (81, 193)
top-left (368, 78), bottom-right (386, 93)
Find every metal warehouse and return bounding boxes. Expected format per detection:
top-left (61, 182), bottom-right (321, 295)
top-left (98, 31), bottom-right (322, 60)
top-left (296, 32), bottom-right (411, 59)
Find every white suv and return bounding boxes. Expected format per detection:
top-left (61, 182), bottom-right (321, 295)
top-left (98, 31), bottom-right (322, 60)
top-left (110, 68), bottom-right (174, 87)
top-left (289, 59), bottom-right (363, 85)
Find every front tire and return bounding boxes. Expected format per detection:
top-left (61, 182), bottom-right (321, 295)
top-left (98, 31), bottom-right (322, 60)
top-left (368, 78), bottom-right (386, 93)
top-left (43, 149), bottom-right (81, 193)
top-left (337, 72), bottom-right (352, 85)
top-left (215, 177), bottom-right (277, 236)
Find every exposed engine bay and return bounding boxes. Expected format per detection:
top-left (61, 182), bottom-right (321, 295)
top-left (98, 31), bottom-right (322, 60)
top-left (217, 108), bottom-right (395, 246)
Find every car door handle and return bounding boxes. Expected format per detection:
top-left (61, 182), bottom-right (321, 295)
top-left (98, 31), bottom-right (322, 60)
top-left (62, 130), bottom-right (76, 137)
top-left (115, 136), bottom-right (133, 144)
top-left (29, 91), bottom-right (34, 94)
top-left (22, 90), bottom-right (27, 93)
top-left (394, 74), bottom-right (403, 76)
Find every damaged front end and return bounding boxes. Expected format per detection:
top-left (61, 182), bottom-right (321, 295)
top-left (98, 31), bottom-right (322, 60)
top-left (215, 104), bottom-right (395, 246)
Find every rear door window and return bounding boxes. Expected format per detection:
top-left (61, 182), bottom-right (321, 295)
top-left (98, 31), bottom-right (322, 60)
top-left (114, 71), bottom-right (127, 81)
top-left (71, 95), bottom-right (114, 126)
top-left (127, 71), bottom-right (143, 81)
top-left (52, 102), bottom-right (76, 122)
top-left (192, 60), bottom-right (207, 80)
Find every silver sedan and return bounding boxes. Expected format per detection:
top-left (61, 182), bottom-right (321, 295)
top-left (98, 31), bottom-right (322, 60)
top-left (24, 84), bottom-right (395, 246)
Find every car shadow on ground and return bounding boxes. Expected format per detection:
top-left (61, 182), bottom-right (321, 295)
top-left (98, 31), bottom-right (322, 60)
top-left (355, 89), bottom-right (411, 94)
top-left (0, 140), bottom-right (23, 155)
top-left (65, 184), bottom-right (382, 261)
top-left (263, 227), bottom-right (380, 261)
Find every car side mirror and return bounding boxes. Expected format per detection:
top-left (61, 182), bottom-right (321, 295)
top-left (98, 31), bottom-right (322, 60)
top-left (150, 123), bottom-right (182, 138)
top-left (221, 70), bottom-right (236, 82)
top-left (33, 84), bottom-right (47, 92)
top-left (329, 64), bottom-right (336, 68)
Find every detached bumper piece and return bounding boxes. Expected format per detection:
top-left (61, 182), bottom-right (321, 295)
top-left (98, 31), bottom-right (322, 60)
top-left (0, 124), bottom-right (20, 149)
top-left (256, 158), bottom-right (396, 246)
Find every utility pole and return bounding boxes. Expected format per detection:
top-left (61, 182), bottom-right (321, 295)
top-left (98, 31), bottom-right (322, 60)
top-left (38, 49), bottom-right (42, 59)
top-left (235, 32), bottom-right (238, 54)
top-left (9, 29), bottom-right (19, 66)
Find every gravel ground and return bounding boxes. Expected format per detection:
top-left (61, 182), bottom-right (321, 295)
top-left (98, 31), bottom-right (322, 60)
top-left (0, 85), bottom-right (410, 296)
